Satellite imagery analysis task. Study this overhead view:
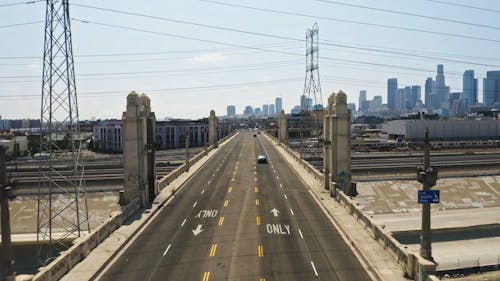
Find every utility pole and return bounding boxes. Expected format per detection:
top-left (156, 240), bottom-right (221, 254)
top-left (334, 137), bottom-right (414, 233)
top-left (1, 146), bottom-right (16, 281)
top-left (185, 128), bottom-right (190, 171)
top-left (417, 128), bottom-right (438, 261)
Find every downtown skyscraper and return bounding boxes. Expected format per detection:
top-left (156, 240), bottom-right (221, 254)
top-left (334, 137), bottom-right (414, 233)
top-left (462, 70), bottom-right (478, 111)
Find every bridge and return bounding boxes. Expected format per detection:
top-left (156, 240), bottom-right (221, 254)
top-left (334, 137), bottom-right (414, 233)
top-left (2, 92), bottom-right (500, 281)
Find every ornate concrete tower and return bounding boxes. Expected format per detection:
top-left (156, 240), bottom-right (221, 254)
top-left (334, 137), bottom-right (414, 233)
top-left (278, 110), bottom-right (288, 144)
top-left (122, 92), bottom-right (156, 206)
top-left (208, 110), bottom-right (218, 148)
top-left (331, 91), bottom-right (354, 195)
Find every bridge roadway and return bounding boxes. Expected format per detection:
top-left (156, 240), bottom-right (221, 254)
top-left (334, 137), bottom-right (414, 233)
top-left (98, 132), bottom-right (372, 281)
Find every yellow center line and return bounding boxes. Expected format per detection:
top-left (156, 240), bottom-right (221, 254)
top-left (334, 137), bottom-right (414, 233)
top-left (254, 177), bottom-right (257, 182)
top-left (255, 186), bottom-right (258, 193)
top-left (255, 199), bottom-right (260, 206)
top-left (228, 187), bottom-right (232, 192)
top-left (257, 245), bottom-right (264, 257)
top-left (231, 177), bottom-right (235, 182)
top-left (260, 278), bottom-right (267, 281)
top-left (254, 171), bottom-right (257, 175)
top-left (202, 271), bottom-right (210, 281)
top-left (224, 200), bottom-right (229, 207)
top-left (256, 216), bottom-right (261, 225)
top-left (218, 216), bottom-right (224, 226)
top-left (209, 244), bottom-right (218, 257)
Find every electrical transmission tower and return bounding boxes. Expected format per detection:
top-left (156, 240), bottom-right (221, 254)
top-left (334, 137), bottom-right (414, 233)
top-left (302, 23), bottom-right (323, 112)
top-left (37, 0), bottom-right (89, 264)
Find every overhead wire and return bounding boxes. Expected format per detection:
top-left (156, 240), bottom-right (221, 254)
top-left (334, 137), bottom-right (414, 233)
top-left (316, 0), bottom-right (500, 30)
top-left (67, 3), bottom-right (500, 69)
top-left (199, 0), bottom-right (500, 44)
top-left (0, 0), bottom-right (42, 8)
top-left (0, 20), bottom-right (44, 29)
top-left (422, 0), bottom-right (500, 13)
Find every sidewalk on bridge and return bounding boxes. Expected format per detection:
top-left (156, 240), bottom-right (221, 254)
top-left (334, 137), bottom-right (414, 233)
top-left (268, 138), bottom-right (410, 281)
top-left (60, 134), bottom-right (238, 281)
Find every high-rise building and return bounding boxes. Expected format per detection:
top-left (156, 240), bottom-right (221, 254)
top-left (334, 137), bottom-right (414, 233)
top-left (359, 90), bottom-right (367, 111)
top-left (262, 104), bottom-right (269, 116)
top-left (408, 86), bottom-right (421, 109)
top-left (226, 105), bottom-right (236, 117)
top-left (244, 106), bottom-right (254, 117)
top-left (254, 108), bottom-right (261, 116)
top-left (483, 71), bottom-right (500, 106)
top-left (449, 92), bottom-right (463, 117)
top-left (347, 103), bottom-right (356, 112)
top-left (424, 78), bottom-right (434, 108)
top-left (275, 97), bottom-right (283, 114)
top-left (462, 70), bottom-right (478, 111)
top-left (433, 64), bottom-right (449, 109)
top-left (300, 95), bottom-right (307, 110)
top-left (269, 104), bottom-right (275, 116)
top-left (387, 78), bottom-right (398, 110)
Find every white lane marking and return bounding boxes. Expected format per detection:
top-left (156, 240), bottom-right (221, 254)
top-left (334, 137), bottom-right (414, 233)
top-left (201, 189), bottom-right (205, 194)
top-left (279, 183), bottom-right (283, 188)
top-left (276, 176), bottom-right (279, 180)
top-left (181, 218), bottom-right (187, 227)
top-left (311, 261), bottom-right (319, 276)
top-left (163, 244), bottom-right (172, 256)
top-left (208, 180), bottom-right (211, 185)
top-left (290, 209), bottom-right (295, 216)
top-left (298, 229), bottom-right (304, 239)
top-left (193, 201), bottom-right (198, 208)
top-left (284, 194), bottom-right (288, 200)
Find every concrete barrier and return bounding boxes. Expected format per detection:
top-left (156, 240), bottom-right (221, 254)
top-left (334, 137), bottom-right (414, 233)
top-left (32, 197), bottom-right (141, 281)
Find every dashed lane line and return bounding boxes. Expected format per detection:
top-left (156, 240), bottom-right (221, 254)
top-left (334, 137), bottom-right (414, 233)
top-left (162, 244), bottom-right (171, 256)
top-left (193, 201), bottom-right (198, 208)
top-left (311, 261), bottom-right (319, 276)
top-left (290, 208), bottom-right (295, 216)
top-left (218, 216), bottom-right (224, 226)
top-left (256, 216), bottom-right (261, 225)
top-left (298, 229), bottom-right (304, 239)
top-left (180, 218), bottom-right (187, 227)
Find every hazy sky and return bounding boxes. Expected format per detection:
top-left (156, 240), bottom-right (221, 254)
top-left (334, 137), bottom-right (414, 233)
top-left (1, 0), bottom-right (499, 120)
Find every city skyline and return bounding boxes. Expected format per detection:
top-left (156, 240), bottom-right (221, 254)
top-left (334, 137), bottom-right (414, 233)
top-left (1, 1), bottom-right (500, 120)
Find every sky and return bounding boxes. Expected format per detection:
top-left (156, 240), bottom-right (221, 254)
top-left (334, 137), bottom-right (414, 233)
top-left (1, 0), bottom-right (499, 120)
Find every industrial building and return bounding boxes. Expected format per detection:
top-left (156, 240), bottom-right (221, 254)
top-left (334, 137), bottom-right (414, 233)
top-left (382, 119), bottom-right (500, 141)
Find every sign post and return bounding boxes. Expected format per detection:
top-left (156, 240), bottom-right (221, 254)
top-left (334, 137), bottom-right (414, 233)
top-left (417, 128), bottom-right (438, 262)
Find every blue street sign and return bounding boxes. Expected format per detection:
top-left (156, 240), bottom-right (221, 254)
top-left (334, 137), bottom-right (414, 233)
top-left (418, 190), bottom-right (440, 204)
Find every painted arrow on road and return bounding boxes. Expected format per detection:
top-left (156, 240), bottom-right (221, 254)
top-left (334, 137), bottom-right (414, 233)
top-left (270, 208), bottom-right (280, 217)
top-left (192, 224), bottom-right (204, 236)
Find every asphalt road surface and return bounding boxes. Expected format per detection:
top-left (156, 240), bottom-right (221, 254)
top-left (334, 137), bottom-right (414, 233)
top-left (98, 132), bottom-right (372, 281)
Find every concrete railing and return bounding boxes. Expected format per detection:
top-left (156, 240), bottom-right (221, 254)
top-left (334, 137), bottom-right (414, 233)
top-left (32, 197), bottom-right (141, 281)
top-left (265, 132), bottom-right (437, 281)
top-left (31, 130), bottom-right (238, 281)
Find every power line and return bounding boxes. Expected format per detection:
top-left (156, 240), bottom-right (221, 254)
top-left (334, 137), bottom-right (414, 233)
top-left (0, 0), bottom-right (42, 8)
top-left (63, 19), bottom-right (490, 75)
top-left (0, 21), bottom-right (44, 29)
top-left (423, 0), bottom-right (500, 13)
top-left (199, 0), bottom-right (500, 44)
top-left (68, 3), bottom-right (500, 68)
top-left (316, 0), bottom-right (500, 30)
top-left (0, 77), bottom-right (303, 100)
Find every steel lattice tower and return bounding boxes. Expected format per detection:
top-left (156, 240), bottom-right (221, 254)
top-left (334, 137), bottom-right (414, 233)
top-left (302, 23), bottom-right (323, 111)
top-left (37, 0), bottom-right (89, 264)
